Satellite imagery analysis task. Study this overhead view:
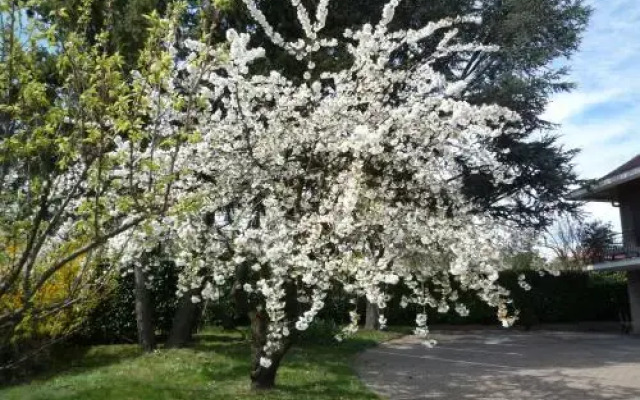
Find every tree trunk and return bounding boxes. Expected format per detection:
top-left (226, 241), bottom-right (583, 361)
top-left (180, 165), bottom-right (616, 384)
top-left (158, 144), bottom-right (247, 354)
top-left (364, 300), bottom-right (380, 330)
top-left (166, 289), bottom-right (201, 348)
top-left (134, 264), bottom-right (156, 352)
top-left (249, 310), bottom-right (290, 390)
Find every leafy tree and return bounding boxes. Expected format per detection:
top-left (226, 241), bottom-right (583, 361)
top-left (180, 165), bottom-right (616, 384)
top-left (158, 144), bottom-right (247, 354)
top-left (0, 0), bottom-right (185, 377)
top-left (544, 217), bottom-right (617, 269)
top-left (28, 0), bottom-right (170, 67)
top-left (580, 221), bottom-right (618, 262)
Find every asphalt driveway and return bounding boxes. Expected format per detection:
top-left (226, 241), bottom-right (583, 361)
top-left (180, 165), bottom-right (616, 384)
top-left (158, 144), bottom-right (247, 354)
top-left (356, 330), bottom-right (640, 400)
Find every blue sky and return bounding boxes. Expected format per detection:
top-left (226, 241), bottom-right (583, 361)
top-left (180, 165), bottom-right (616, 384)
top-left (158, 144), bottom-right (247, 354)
top-left (542, 0), bottom-right (640, 231)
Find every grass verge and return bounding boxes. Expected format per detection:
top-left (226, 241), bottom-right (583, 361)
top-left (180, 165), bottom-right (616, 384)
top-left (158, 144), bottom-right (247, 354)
top-left (0, 328), bottom-right (402, 400)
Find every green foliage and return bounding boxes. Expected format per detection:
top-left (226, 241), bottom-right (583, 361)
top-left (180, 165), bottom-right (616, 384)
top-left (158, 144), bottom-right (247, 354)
top-left (426, 270), bottom-right (628, 326)
top-left (76, 261), bottom-right (180, 344)
top-left (202, 287), bottom-right (249, 330)
top-left (579, 221), bottom-right (617, 262)
top-left (298, 319), bottom-right (341, 345)
top-left (0, 327), bottom-right (401, 399)
top-left (506, 271), bottom-right (628, 327)
top-left (0, 1), bottom-right (187, 376)
top-left (29, 0), bottom-right (169, 68)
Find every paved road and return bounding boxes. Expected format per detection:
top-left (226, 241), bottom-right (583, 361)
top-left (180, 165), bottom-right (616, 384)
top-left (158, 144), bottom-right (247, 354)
top-left (356, 331), bottom-right (640, 399)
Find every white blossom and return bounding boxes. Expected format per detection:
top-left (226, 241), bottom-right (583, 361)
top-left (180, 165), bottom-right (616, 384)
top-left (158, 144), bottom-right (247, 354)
top-left (259, 357), bottom-right (273, 368)
top-left (112, 0), bottom-right (528, 361)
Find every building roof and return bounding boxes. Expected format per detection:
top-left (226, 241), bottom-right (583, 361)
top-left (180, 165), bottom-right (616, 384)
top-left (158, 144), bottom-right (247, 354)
top-left (569, 153), bottom-right (640, 202)
top-left (601, 154), bottom-right (640, 180)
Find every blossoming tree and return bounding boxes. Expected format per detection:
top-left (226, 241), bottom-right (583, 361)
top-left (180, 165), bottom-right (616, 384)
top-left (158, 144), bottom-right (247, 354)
top-left (114, 0), bottom-right (527, 389)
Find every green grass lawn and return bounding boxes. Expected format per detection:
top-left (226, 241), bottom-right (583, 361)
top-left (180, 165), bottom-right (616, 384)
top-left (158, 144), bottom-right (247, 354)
top-left (0, 328), bottom-right (402, 400)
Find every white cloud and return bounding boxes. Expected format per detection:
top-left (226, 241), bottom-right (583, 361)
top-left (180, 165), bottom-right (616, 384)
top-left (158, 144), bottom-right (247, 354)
top-left (542, 90), bottom-right (620, 124)
top-left (558, 117), bottom-right (637, 177)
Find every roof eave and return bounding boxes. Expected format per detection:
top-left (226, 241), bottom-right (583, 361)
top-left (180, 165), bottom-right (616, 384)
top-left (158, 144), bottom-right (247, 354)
top-left (568, 166), bottom-right (640, 202)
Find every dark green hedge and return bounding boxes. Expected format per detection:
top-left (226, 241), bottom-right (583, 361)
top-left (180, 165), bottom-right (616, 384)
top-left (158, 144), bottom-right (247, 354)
top-left (318, 271), bottom-right (629, 328)
top-left (496, 270), bottom-right (629, 327)
top-left (75, 261), bottom-right (180, 344)
top-left (77, 269), bottom-right (629, 344)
